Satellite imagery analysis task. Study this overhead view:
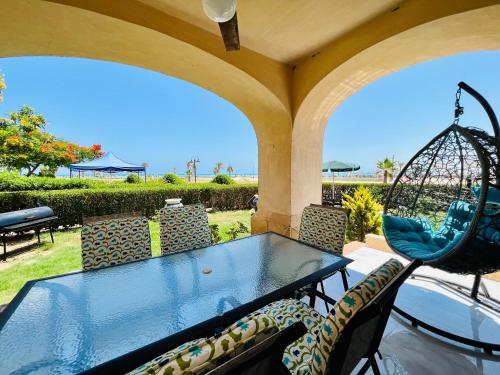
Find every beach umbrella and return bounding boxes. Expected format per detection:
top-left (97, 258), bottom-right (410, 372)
top-left (322, 160), bottom-right (360, 173)
top-left (322, 160), bottom-right (360, 205)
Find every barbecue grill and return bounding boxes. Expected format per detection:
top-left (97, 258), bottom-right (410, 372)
top-left (0, 207), bottom-right (58, 261)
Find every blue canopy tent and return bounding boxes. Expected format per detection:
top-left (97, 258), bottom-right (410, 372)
top-left (69, 152), bottom-right (147, 181)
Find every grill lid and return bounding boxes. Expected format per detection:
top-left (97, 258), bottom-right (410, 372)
top-left (0, 207), bottom-right (55, 228)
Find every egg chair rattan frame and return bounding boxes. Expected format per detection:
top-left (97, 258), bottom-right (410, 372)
top-left (383, 82), bottom-right (499, 353)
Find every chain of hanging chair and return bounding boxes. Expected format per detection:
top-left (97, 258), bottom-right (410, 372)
top-left (453, 86), bottom-right (464, 124)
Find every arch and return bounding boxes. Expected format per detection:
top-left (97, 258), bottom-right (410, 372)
top-left (290, 4), bottom-right (500, 230)
top-left (0, 0), bottom-right (294, 231)
top-left (0, 0), bottom-right (291, 127)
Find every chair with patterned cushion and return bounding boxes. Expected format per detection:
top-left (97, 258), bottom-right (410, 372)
top-left (253, 258), bottom-right (422, 375)
top-left (127, 312), bottom-right (289, 375)
top-left (81, 213), bottom-right (151, 271)
top-left (298, 204), bottom-right (350, 309)
top-left (159, 203), bottom-right (211, 255)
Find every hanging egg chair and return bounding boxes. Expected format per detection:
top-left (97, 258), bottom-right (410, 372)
top-left (382, 82), bottom-right (500, 353)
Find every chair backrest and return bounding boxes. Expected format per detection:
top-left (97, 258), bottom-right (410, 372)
top-left (298, 205), bottom-right (349, 255)
top-left (159, 203), bottom-right (211, 255)
top-left (83, 211), bottom-right (142, 225)
top-left (81, 215), bottom-right (151, 271)
top-left (314, 259), bottom-right (422, 375)
top-left (128, 313), bottom-right (285, 375)
top-left (206, 322), bottom-right (307, 375)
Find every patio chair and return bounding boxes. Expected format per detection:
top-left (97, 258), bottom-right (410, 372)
top-left (81, 213), bottom-right (151, 271)
top-left (382, 82), bottom-right (500, 352)
top-left (298, 204), bottom-right (350, 310)
top-left (159, 203), bottom-right (211, 255)
top-left (252, 258), bottom-right (421, 375)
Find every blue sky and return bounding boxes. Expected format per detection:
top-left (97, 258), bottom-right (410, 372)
top-left (324, 51), bottom-right (500, 173)
top-left (0, 52), bottom-right (499, 175)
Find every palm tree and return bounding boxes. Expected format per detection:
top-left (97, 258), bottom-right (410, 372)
top-left (226, 165), bottom-right (234, 176)
top-left (376, 158), bottom-right (397, 184)
top-left (213, 162), bottom-right (224, 175)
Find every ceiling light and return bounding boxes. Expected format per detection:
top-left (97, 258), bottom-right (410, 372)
top-left (202, 0), bottom-right (237, 23)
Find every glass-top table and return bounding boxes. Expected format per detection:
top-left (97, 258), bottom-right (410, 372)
top-left (0, 232), bottom-right (351, 374)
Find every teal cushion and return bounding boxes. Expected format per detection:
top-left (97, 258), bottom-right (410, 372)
top-left (471, 186), bottom-right (500, 204)
top-left (385, 198), bottom-right (499, 261)
top-left (383, 215), bottom-right (441, 256)
top-left (383, 201), bottom-right (474, 261)
top-left (475, 207), bottom-right (500, 243)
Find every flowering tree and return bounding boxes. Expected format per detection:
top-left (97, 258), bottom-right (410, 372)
top-left (0, 105), bottom-right (103, 176)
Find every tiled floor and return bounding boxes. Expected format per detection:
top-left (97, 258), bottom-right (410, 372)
top-left (319, 247), bottom-right (500, 375)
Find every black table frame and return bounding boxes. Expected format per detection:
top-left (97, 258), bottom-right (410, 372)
top-left (0, 232), bottom-right (351, 375)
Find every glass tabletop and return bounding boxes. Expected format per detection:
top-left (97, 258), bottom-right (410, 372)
top-left (0, 232), bottom-right (350, 374)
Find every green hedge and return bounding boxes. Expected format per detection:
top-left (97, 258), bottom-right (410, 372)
top-left (0, 184), bottom-right (258, 227)
top-left (0, 181), bottom-right (392, 228)
top-left (0, 172), bottom-right (95, 191)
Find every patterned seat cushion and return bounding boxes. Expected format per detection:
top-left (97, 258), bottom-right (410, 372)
top-left (256, 299), bottom-right (324, 375)
top-left (128, 313), bottom-right (278, 375)
top-left (81, 216), bottom-right (151, 271)
top-left (309, 258), bottom-right (403, 375)
top-left (127, 338), bottom-right (207, 375)
top-left (159, 204), bottom-right (211, 255)
top-left (299, 206), bottom-right (348, 255)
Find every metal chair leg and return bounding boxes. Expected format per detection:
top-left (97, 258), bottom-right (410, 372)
top-left (341, 268), bottom-right (349, 291)
top-left (319, 280), bottom-right (330, 312)
top-left (357, 358), bottom-right (372, 375)
top-left (371, 355), bottom-right (381, 375)
top-left (309, 281), bottom-right (318, 308)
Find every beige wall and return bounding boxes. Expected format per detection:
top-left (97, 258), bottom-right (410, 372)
top-left (1, 0), bottom-right (500, 234)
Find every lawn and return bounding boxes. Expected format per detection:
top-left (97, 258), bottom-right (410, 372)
top-left (0, 210), bottom-right (252, 305)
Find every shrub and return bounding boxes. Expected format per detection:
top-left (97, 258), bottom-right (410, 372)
top-left (0, 184), bottom-right (258, 227)
top-left (211, 174), bottom-right (235, 185)
top-left (342, 186), bottom-right (383, 242)
top-left (226, 221), bottom-right (249, 240)
top-left (209, 224), bottom-right (221, 244)
top-left (125, 174), bottom-right (141, 184)
top-left (163, 173), bottom-right (185, 185)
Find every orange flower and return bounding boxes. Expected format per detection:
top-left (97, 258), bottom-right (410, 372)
top-left (65, 152), bottom-right (77, 162)
top-left (6, 135), bottom-right (20, 146)
top-left (91, 144), bottom-right (102, 152)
